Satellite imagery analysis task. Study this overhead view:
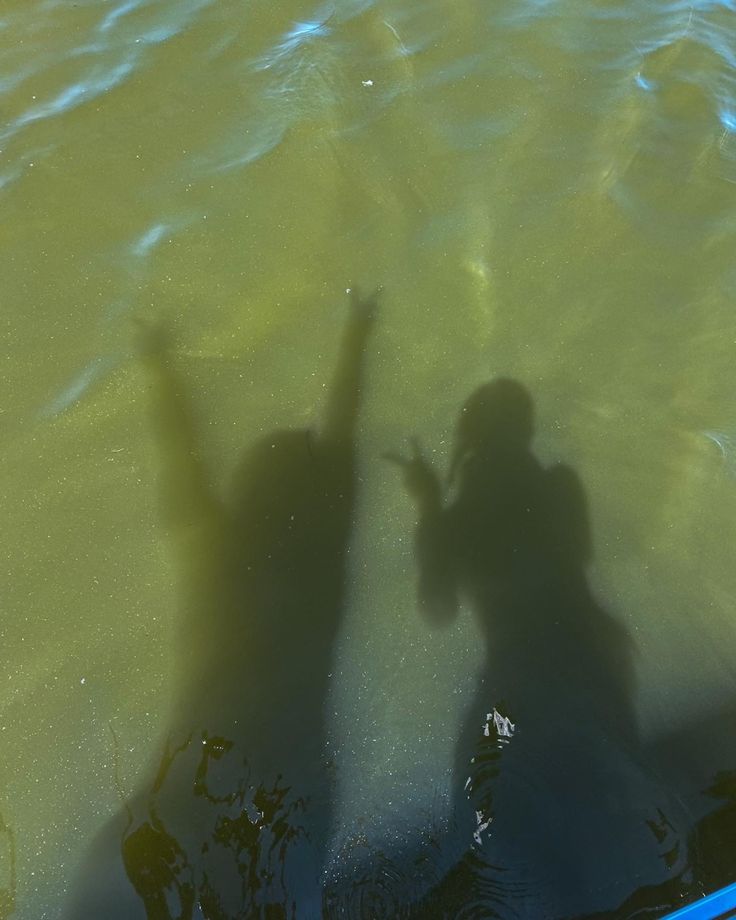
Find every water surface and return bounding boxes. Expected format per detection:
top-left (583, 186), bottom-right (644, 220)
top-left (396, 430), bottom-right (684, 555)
top-left (2, 0), bottom-right (736, 916)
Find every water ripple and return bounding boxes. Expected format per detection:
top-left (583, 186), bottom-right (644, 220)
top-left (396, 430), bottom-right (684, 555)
top-left (97, 0), bottom-right (148, 34)
top-left (704, 430), bottom-right (736, 475)
top-left (7, 55), bottom-right (137, 136)
top-left (130, 222), bottom-right (171, 259)
top-left (1, 0), bottom-right (219, 145)
top-left (253, 15), bottom-right (335, 73)
top-left (0, 145), bottom-right (56, 195)
top-left (38, 355), bottom-right (121, 420)
top-left (207, 124), bottom-right (286, 174)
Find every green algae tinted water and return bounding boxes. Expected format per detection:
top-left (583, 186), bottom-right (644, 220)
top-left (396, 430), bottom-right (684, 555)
top-left (2, 0), bottom-right (736, 916)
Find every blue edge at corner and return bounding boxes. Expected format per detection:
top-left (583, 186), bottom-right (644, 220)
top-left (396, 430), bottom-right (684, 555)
top-left (664, 882), bottom-right (736, 919)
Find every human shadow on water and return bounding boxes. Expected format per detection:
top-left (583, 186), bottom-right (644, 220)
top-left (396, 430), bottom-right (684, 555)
top-left (66, 288), bottom-right (378, 919)
top-left (375, 379), bottom-right (678, 919)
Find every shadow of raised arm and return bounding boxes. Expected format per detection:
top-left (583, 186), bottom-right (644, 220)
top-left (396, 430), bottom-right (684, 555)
top-left (321, 286), bottom-right (379, 445)
top-left (137, 319), bottom-right (224, 537)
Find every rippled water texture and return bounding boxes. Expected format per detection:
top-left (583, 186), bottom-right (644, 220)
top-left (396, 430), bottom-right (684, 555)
top-left (2, 0), bottom-right (736, 916)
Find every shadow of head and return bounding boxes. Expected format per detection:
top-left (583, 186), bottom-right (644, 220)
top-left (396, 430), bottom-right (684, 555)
top-left (450, 378), bottom-right (534, 479)
top-left (447, 378), bottom-right (595, 573)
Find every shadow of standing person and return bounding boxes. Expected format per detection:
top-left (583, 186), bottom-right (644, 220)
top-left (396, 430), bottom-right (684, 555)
top-left (388, 379), bottom-right (671, 918)
top-left (66, 287), bottom-right (378, 919)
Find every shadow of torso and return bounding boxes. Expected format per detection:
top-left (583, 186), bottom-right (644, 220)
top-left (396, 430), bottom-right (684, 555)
top-left (174, 428), bottom-right (355, 787)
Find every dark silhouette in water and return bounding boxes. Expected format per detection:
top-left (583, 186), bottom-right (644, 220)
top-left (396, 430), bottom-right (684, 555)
top-left (66, 287), bottom-right (377, 919)
top-left (383, 379), bottom-right (672, 918)
top-left (575, 706), bottom-right (736, 919)
top-left (569, 768), bottom-right (736, 919)
top-left (115, 728), bottom-right (312, 919)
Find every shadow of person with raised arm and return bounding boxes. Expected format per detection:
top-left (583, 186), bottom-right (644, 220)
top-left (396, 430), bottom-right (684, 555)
top-left (66, 287), bottom-right (378, 920)
top-left (386, 379), bottom-right (674, 919)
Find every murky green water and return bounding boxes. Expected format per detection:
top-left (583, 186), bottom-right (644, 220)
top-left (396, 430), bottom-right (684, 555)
top-left (2, 0), bottom-right (736, 916)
